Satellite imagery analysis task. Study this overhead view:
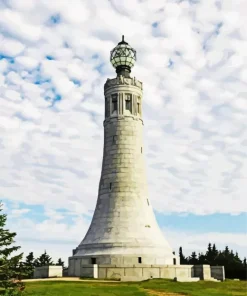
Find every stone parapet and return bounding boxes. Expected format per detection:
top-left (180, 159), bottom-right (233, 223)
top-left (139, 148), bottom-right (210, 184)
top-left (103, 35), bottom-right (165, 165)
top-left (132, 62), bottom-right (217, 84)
top-left (33, 266), bottom-right (62, 279)
top-left (211, 266), bottom-right (225, 281)
top-left (77, 264), bottom-right (224, 282)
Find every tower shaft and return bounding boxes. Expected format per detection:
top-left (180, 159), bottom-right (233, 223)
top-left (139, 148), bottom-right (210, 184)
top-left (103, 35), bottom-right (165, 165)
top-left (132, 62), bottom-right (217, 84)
top-left (68, 76), bottom-right (176, 276)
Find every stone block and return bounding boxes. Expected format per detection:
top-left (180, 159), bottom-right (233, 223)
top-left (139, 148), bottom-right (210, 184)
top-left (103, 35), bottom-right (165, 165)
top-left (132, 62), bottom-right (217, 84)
top-left (98, 267), bottom-right (107, 279)
top-left (81, 258), bottom-right (90, 264)
top-left (211, 266), bottom-right (225, 281)
top-left (124, 267), bottom-right (143, 277)
top-left (143, 267), bottom-right (160, 278)
top-left (175, 277), bottom-right (200, 282)
top-left (193, 265), bottom-right (211, 280)
top-left (123, 256), bottom-right (137, 265)
top-left (81, 267), bottom-right (94, 278)
top-left (175, 267), bottom-right (191, 278)
top-left (160, 267), bottom-right (176, 279)
top-left (106, 268), bottom-right (124, 279)
top-left (33, 266), bottom-right (62, 279)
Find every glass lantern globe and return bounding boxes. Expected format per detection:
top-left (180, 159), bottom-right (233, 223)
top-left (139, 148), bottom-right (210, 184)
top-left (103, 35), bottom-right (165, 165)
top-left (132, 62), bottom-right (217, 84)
top-left (110, 36), bottom-right (136, 77)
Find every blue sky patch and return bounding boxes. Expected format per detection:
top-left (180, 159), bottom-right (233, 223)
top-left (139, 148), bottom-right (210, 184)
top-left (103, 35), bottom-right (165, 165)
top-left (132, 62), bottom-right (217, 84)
top-left (155, 212), bottom-right (246, 234)
top-left (49, 14), bottom-right (61, 25)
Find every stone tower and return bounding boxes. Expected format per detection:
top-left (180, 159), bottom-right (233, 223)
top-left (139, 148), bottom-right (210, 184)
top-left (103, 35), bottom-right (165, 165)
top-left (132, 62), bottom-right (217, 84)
top-left (68, 36), bottom-right (178, 277)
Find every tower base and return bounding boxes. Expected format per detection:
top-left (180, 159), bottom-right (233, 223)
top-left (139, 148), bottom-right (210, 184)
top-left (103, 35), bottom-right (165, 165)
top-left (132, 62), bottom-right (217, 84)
top-left (67, 261), bottom-right (225, 282)
top-left (68, 254), bottom-right (179, 277)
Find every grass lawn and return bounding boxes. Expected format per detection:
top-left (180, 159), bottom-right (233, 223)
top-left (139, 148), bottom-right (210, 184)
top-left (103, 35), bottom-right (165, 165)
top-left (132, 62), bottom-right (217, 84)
top-left (21, 279), bottom-right (247, 296)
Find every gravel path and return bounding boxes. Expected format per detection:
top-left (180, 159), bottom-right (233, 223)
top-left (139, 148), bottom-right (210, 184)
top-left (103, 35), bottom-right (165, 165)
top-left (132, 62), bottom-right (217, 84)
top-left (22, 277), bottom-right (120, 283)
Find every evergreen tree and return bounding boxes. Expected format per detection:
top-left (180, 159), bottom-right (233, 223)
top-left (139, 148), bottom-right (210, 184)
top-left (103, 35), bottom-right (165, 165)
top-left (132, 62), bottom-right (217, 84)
top-left (56, 258), bottom-right (64, 268)
top-left (205, 242), bottom-right (214, 264)
top-left (35, 250), bottom-right (53, 266)
top-left (243, 258), bottom-right (246, 268)
top-left (33, 258), bottom-right (40, 267)
top-left (234, 252), bottom-right (241, 263)
top-left (224, 246), bottom-right (230, 256)
top-left (178, 247), bottom-right (187, 264)
top-left (188, 252), bottom-right (198, 265)
top-left (211, 244), bottom-right (218, 262)
top-left (178, 242), bottom-right (247, 279)
top-left (198, 252), bottom-right (207, 264)
top-left (0, 203), bottom-right (26, 294)
top-left (24, 252), bottom-right (35, 279)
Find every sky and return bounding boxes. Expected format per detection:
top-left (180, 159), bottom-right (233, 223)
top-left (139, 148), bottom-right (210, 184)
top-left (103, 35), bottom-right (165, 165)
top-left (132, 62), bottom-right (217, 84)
top-left (0, 0), bottom-right (246, 265)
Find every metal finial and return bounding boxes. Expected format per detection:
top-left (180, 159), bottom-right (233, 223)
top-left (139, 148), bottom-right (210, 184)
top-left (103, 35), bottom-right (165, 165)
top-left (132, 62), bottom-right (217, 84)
top-left (122, 35), bottom-right (124, 42)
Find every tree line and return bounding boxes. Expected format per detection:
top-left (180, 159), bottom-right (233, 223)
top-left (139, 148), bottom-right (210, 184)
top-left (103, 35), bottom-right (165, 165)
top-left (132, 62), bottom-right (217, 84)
top-left (23, 250), bottom-right (65, 279)
top-left (179, 244), bottom-right (247, 280)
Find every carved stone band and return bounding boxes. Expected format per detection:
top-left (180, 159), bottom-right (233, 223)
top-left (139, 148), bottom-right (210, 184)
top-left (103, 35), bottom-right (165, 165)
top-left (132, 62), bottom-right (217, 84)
top-left (104, 76), bottom-right (143, 91)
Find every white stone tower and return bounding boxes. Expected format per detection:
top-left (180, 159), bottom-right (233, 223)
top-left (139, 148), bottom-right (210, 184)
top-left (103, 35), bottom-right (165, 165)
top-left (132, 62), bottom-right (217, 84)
top-left (68, 36), bottom-right (178, 277)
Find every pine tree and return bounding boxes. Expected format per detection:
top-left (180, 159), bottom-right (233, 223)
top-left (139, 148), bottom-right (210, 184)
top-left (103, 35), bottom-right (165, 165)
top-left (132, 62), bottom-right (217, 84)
top-left (233, 252), bottom-right (242, 267)
top-left (0, 203), bottom-right (26, 294)
top-left (178, 247), bottom-right (187, 264)
top-left (243, 258), bottom-right (246, 268)
top-left (198, 252), bottom-right (207, 264)
top-left (36, 250), bottom-right (53, 266)
top-left (188, 252), bottom-right (198, 265)
top-left (224, 246), bottom-right (230, 256)
top-left (56, 258), bottom-right (64, 268)
top-left (205, 242), bottom-right (214, 264)
top-left (24, 252), bottom-right (35, 279)
top-left (211, 244), bottom-right (218, 262)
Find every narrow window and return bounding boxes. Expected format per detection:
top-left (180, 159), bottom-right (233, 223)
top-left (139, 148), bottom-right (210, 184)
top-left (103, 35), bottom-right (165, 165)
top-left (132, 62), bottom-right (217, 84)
top-left (147, 199), bottom-right (149, 206)
top-left (105, 97), bottom-right (110, 117)
top-left (138, 257), bottom-right (142, 264)
top-left (125, 94), bottom-right (132, 113)
top-left (110, 183), bottom-right (112, 191)
top-left (91, 258), bottom-right (96, 264)
top-left (173, 258), bottom-right (176, 265)
top-left (112, 94), bottom-right (118, 113)
top-left (141, 147), bottom-right (142, 153)
top-left (137, 102), bottom-right (140, 114)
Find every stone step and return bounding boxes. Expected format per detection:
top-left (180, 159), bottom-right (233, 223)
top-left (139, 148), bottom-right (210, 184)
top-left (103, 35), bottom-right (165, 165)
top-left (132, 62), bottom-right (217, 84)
top-left (174, 277), bottom-right (200, 282)
top-left (205, 277), bottom-right (220, 282)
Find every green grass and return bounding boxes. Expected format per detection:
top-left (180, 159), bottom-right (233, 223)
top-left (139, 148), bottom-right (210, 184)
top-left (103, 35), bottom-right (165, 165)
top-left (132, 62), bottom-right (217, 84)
top-left (20, 279), bottom-right (247, 296)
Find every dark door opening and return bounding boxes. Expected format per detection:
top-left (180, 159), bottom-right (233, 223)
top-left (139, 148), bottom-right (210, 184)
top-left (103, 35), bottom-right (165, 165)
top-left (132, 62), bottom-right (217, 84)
top-left (91, 258), bottom-right (97, 264)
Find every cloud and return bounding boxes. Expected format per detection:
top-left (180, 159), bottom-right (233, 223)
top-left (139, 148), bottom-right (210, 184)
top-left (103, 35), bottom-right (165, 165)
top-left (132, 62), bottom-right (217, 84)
top-left (0, 0), bottom-right (246, 261)
top-left (0, 35), bottom-right (25, 56)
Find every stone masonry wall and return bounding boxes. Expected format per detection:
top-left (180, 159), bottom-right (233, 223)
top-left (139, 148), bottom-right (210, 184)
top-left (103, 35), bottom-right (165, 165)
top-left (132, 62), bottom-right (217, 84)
top-left (68, 77), bottom-right (175, 276)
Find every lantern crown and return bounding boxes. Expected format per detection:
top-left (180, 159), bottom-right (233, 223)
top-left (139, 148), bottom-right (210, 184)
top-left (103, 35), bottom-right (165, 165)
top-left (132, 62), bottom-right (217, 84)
top-left (110, 35), bottom-right (136, 78)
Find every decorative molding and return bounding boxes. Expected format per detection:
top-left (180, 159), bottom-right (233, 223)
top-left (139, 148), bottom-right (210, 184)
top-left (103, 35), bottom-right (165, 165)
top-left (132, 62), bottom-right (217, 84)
top-left (104, 76), bottom-right (143, 90)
